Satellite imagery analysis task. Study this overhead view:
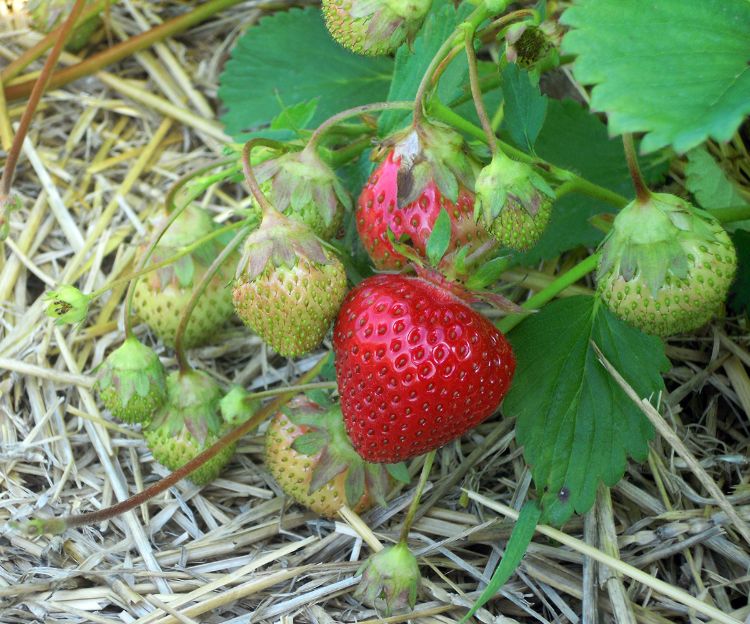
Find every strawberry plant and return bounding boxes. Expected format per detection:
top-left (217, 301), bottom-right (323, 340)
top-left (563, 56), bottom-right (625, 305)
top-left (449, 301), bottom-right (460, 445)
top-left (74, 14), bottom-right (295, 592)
top-left (7, 0), bottom-right (750, 621)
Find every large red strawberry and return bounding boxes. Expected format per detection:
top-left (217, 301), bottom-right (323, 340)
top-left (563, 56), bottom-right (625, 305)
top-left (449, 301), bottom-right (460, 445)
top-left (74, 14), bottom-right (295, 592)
top-left (356, 120), bottom-right (495, 274)
top-left (333, 274), bottom-right (516, 463)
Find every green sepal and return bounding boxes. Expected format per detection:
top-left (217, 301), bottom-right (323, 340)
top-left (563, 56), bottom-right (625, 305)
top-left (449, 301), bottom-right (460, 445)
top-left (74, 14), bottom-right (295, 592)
top-left (385, 462), bottom-right (410, 484)
top-left (292, 430), bottom-right (329, 456)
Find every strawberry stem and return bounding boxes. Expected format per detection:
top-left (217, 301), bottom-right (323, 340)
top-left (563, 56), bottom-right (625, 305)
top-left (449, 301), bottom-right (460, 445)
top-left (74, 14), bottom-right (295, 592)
top-left (31, 354), bottom-right (330, 532)
top-left (241, 138), bottom-right (294, 216)
top-left (496, 252), bottom-right (601, 334)
top-left (174, 225), bottom-right (250, 372)
top-left (398, 450), bottom-right (436, 544)
top-left (0, 0), bottom-right (87, 207)
top-left (306, 101), bottom-right (414, 150)
top-left (623, 134), bottom-right (651, 203)
top-left (464, 28), bottom-right (497, 155)
top-left (242, 381), bottom-right (338, 401)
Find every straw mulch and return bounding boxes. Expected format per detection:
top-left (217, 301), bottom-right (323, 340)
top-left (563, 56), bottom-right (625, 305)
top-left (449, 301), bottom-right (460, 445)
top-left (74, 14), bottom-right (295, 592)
top-left (1, 3), bottom-right (749, 623)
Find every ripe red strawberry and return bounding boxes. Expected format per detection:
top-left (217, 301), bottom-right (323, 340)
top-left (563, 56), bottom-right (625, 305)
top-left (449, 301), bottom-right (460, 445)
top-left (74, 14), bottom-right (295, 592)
top-left (133, 205), bottom-right (237, 349)
top-left (264, 398), bottom-right (400, 517)
top-left (356, 121), bottom-right (495, 273)
top-left (322, 0), bottom-right (431, 56)
top-left (333, 274), bottom-right (516, 463)
top-left (233, 209), bottom-right (347, 358)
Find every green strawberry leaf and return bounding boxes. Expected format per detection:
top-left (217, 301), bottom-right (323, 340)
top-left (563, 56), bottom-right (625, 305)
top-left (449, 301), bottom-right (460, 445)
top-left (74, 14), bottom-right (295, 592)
top-left (561, 0), bottom-right (750, 154)
top-left (465, 256), bottom-right (511, 291)
top-left (385, 461), bottom-right (410, 484)
top-left (219, 7), bottom-right (393, 141)
top-left (291, 431), bottom-right (328, 456)
top-left (500, 64), bottom-right (547, 153)
top-left (379, 0), bottom-right (472, 135)
top-left (270, 99), bottom-right (319, 137)
top-left (517, 99), bottom-right (668, 264)
top-left (460, 500), bottom-right (541, 623)
top-left (504, 296), bottom-right (669, 526)
top-left (426, 207), bottom-right (452, 266)
top-left (729, 230), bottom-right (750, 315)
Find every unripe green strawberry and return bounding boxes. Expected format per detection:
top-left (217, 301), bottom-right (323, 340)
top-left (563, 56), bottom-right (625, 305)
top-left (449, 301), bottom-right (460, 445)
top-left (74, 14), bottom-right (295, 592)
top-left (27, 0), bottom-right (102, 52)
top-left (95, 337), bottom-right (166, 425)
top-left (133, 205), bottom-right (237, 349)
top-left (475, 152), bottom-right (555, 251)
top-left (265, 398), bottom-right (401, 518)
top-left (596, 192), bottom-right (737, 337)
top-left (144, 370), bottom-right (235, 485)
top-left (233, 210), bottom-right (347, 358)
top-left (253, 148), bottom-right (349, 240)
top-left (355, 542), bottom-right (421, 616)
top-left (322, 0), bottom-right (432, 56)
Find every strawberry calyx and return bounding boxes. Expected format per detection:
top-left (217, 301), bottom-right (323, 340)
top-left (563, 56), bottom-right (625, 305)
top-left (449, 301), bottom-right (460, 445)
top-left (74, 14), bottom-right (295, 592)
top-left (474, 151), bottom-right (556, 251)
top-left (235, 209), bottom-right (335, 283)
top-left (380, 118), bottom-right (479, 208)
top-left (355, 541), bottom-right (421, 616)
top-left (252, 146), bottom-right (351, 240)
top-left (286, 401), bottom-right (398, 507)
top-left (95, 337), bottom-right (166, 425)
top-left (149, 370), bottom-right (223, 446)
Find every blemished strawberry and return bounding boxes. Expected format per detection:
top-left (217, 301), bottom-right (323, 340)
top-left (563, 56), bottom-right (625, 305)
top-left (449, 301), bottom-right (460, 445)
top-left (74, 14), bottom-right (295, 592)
top-left (474, 152), bottom-right (555, 251)
top-left (233, 209), bottom-right (347, 358)
top-left (264, 398), bottom-right (400, 517)
top-left (597, 192), bottom-right (737, 337)
top-left (357, 120), bottom-right (495, 274)
top-left (333, 274), bottom-right (516, 463)
top-left (322, 0), bottom-right (431, 56)
top-left (144, 370), bottom-right (235, 485)
top-left (133, 205), bottom-right (237, 349)
top-left (95, 337), bottom-right (166, 425)
top-left (252, 147), bottom-right (350, 240)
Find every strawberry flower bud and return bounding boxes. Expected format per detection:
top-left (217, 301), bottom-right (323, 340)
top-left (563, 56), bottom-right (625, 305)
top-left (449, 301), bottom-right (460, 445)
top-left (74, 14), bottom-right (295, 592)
top-left (475, 152), bottom-right (555, 251)
top-left (45, 285), bottom-right (92, 325)
top-left (355, 542), bottom-right (421, 616)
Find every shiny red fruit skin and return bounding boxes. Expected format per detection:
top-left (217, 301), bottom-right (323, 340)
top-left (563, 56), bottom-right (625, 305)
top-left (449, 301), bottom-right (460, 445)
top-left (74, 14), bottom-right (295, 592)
top-left (356, 151), bottom-right (491, 271)
top-left (333, 274), bottom-right (516, 463)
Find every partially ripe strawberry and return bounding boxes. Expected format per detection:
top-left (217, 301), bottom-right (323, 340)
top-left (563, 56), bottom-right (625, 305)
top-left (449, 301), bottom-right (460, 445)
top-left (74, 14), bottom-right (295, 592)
top-left (597, 192), bottom-right (737, 337)
top-left (95, 337), bottom-right (166, 425)
top-left (322, 0), bottom-right (432, 56)
top-left (233, 210), bottom-right (347, 358)
top-left (357, 121), bottom-right (495, 273)
top-left (253, 148), bottom-right (350, 240)
top-left (333, 274), bottom-right (516, 463)
top-left (144, 370), bottom-right (235, 485)
top-left (474, 152), bottom-right (555, 251)
top-left (264, 399), bottom-right (397, 517)
top-left (133, 205), bottom-right (237, 349)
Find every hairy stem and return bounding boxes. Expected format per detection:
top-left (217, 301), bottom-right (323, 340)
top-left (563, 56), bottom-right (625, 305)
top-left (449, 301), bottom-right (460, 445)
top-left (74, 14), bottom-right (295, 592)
top-left (710, 205), bottom-right (750, 223)
top-left (399, 450), bottom-right (436, 543)
top-left (54, 355), bottom-right (330, 530)
top-left (4, 0), bottom-right (246, 102)
top-left (0, 0), bottom-right (87, 204)
top-left (496, 252), bottom-right (601, 334)
top-left (241, 138), bottom-right (292, 215)
top-left (465, 28), bottom-right (497, 154)
top-left (623, 134), bottom-right (650, 202)
top-left (307, 101), bottom-right (413, 149)
top-left (244, 381), bottom-right (338, 401)
top-left (174, 226), bottom-right (249, 372)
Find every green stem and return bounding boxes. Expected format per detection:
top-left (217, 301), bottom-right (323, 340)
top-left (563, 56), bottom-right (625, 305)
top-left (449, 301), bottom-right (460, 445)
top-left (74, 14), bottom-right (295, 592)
top-left (0, 0), bottom-right (87, 203)
top-left (623, 134), bottom-right (650, 202)
top-left (497, 252), bottom-right (601, 334)
top-left (47, 355), bottom-right (330, 531)
top-left (430, 100), bottom-right (630, 209)
top-left (243, 381), bottom-right (338, 401)
top-left (399, 450), bottom-right (436, 543)
top-left (4, 0), bottom-right (246, 102)
top-left (89, 220), bottom-right (249, 300)
top-left (464, 28), bottom-right (497, 154)
top-left (241, 138), bottom-right (292, 215)
top-left (174, 226), bottom-right (249, 372)
top-left (165, 159), bottom-right (240, 215)
top-left (322, 136), bottom-right (374, 169)
top-left (306, 101), bottom-right (413, 150)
